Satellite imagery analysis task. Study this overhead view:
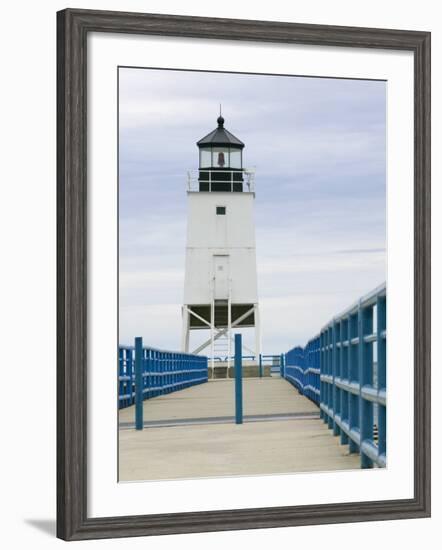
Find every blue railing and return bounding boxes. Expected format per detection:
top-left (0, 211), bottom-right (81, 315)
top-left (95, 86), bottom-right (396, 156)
top-left (284, 283), bottom-right (386, 469)
top-left (259, 354), bottom-right (283, 375)
top-left (211, 354), bottom-right (282, 377)
top-left (118, 343), bottom-right (208, 409)
top-left (284, 337), bottom-right (320, 405)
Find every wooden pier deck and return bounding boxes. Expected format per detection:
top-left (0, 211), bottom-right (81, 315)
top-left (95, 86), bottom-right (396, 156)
top-left (119, 378), bottom-right (359, 481)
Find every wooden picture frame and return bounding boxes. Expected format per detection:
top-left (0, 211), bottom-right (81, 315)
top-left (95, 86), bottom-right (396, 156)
top-left (57, 8), bottom-right (431, 541)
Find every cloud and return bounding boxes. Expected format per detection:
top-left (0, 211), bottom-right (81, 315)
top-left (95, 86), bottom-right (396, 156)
top-left (118, 68), bottom-right (386, 352)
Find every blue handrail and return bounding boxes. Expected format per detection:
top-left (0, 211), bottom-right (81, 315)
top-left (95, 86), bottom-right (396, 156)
top-left (284, 337), bottom-right (321, 405)
top-left (284, 283), bottom-right (387, 469)
top-left (118, 342), bottom-right (208, 409)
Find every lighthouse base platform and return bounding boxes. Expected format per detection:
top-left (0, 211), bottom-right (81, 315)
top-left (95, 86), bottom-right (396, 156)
top-left (209, 361), bottom-right (271, 379)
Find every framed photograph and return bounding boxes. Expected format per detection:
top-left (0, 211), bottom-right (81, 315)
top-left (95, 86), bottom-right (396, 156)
top-left (57, 8), bottom-right (431, 541)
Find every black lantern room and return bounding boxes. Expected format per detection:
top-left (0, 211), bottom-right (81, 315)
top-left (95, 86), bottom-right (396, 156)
top-left (197, 115), bottom-right (244, 192)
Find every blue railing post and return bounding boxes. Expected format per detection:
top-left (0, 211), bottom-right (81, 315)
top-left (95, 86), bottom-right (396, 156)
top-left (377, 295), bottom-right (387, 462)
top-left (149, 348), bottom-right (153, 398)
top-left (135, 336), bottom-right (143, 430)
top-left (359, 302), bottom-right (374, 468)
top-left (128, 348), bottom-right (134, 406)
top-left (234, 334), bottom-right (243, 425)
top-left (348, 312), bottom-right (359, 453)
top-left (280, 353), bottom-right (285, 378)
top-left (259, 353), bottom-right (263, 378)
top-left (118, 347), bottom-right (124, 409)
top-left (319, 331), bottom-right (325, 420)
top-left (335, 321), bottom-right (342, 435)
top-left (340, 318), bottom-right (349, 445)
top-left (332, 321), bottom-right (340, 436)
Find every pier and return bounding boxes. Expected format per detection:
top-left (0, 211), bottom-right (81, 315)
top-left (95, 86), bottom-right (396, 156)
top-left (119, 378), bottom-right (358, 481)
top-left (118, 283), bottom-right (386, 482)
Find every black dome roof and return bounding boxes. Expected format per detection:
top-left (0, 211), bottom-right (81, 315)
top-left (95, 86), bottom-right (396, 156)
top-left (197, 116), bottom-right (244, 148)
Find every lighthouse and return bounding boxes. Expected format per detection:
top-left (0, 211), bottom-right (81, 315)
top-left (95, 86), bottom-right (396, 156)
top-left (182, 114), bottom-right (260, 374)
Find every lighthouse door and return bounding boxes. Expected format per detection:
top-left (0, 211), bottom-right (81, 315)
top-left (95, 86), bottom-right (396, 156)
top-left (213, 255), bottom-right (230, 299)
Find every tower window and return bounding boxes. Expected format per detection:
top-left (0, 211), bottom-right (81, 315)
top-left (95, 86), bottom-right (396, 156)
top-left (216, 206), bottom-right (226, 215)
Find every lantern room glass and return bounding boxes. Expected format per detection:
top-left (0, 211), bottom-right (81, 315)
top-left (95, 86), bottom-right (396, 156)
top-left (199, 146), bottom-right (243, 169)
top-left (212, 147), bottom-right (229, 168)
top-left (199, 148), bottom-right (212, 168)
top-left (230, 149), bottom-right (242, 169)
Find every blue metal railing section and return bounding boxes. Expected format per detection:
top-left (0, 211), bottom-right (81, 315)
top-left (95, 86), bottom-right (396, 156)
top-left (284, 283), bottom-right (386, 469)
top-left (284, 337), bottom-right (320, 405)
top-left (119, 343), bottom-right (208, 409)
top-left (211, 354), bottom-right (281, 378)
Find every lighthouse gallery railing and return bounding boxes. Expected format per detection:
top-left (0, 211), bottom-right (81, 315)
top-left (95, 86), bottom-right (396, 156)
top-left (284, 283), bottom-right (386, 468)
top-left (186, 168), bottom-right (255, 192)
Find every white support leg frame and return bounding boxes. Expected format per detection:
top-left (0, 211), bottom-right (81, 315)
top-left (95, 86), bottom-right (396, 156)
top-left (254, 303), bottom-right (261, 360)
top-left (182, 302), bottom-right (261, 372)
top-left (190, 306), bottom-right (254, 354)
top-left (181, 306), bottom-right (190, 353)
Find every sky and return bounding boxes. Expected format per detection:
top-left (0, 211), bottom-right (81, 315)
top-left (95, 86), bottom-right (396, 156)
top-left (119, 67), bottom-right (386, 354)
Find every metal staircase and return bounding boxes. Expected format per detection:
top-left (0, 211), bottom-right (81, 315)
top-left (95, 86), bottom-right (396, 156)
top-left (209, 280), bottom-right (232, 377)
top-left (213, 333), bottom-right (230, 361)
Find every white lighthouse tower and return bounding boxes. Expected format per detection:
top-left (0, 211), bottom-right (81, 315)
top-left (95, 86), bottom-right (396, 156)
top-left (182, 114), bottom-right (260, 372)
